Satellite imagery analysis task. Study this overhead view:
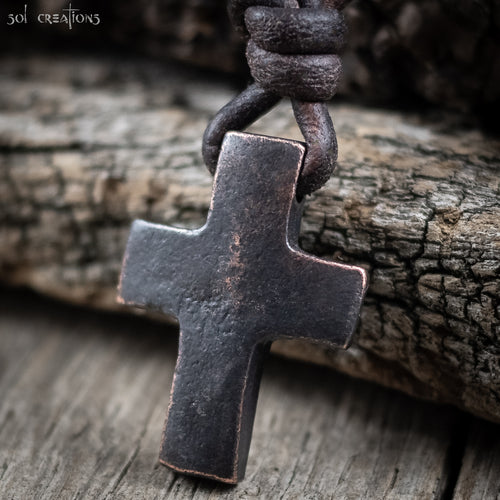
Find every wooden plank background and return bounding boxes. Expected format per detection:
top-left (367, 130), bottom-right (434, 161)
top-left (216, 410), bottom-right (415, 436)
top-left (0, 287), bottom-right (498, 499)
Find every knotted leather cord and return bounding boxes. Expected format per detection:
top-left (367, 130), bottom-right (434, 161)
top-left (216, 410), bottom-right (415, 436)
top-left (202, 0), bottom-right (349, 198)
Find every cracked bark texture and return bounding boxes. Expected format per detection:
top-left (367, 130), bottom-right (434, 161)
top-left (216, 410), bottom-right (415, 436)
top-left (0, 0), bottom-right (498, 125)
top-left (0, 54), bottom-right (499, 423)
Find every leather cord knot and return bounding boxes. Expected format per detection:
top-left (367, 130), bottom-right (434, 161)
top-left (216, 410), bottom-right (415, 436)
top-left (203, 0), bottom-right (348, 197)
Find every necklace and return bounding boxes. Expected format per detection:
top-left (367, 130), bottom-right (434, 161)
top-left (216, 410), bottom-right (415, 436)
top-left (119, 0), bottom-right (366, 483)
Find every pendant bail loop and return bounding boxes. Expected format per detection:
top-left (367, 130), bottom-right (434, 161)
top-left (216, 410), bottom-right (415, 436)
top-left (202, 0), bottom-right (348, 198)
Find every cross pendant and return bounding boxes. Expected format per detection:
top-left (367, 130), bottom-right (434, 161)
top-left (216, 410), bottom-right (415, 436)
top-left (118, 132), bottom-right (367, 483)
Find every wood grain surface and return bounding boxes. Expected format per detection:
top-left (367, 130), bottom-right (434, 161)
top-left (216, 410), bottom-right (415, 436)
top-left (1, 287), bottom-right (498, 499)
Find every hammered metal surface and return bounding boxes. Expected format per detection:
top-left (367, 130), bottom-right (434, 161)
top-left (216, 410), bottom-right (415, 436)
top-left (118, 132), bottom-right (367, 483)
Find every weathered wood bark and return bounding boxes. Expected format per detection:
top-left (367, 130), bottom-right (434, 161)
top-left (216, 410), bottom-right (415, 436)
top-left (0, 54), bottom-right (499, 424)
top-left (0, 287), bottom-right (487, 498)
top-left (1, 0), bottom-right (499, 124)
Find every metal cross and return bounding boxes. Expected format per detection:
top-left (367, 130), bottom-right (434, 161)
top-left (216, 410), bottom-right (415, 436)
top-left (118, 132), bottom-right (367, 483)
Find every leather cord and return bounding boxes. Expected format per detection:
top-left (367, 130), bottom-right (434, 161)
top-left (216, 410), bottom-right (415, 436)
top-left (203, 0), bottom-right (348, 197)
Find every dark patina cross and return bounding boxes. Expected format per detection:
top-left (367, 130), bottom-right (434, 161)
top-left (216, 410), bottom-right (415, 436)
top-left (118, 132), bottom-right (367, 483)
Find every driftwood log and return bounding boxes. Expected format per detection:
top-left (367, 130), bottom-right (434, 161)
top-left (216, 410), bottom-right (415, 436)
top-left (1, 0), bottom-right (498, 125)
top-left (0, 54), bottom-right (499, 423)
